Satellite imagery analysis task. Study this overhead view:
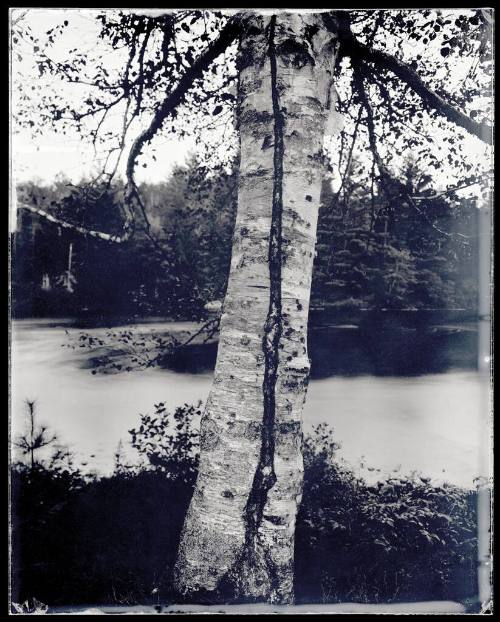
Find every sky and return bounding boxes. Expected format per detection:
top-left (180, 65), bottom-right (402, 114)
top-left (11, 123), bottom-right (195, 185)
top-left (10, 8), bottom-right (201, 229)
top-left (10, 9), bottom-right (197, 186)
top-left (10, 8), bottom-right (493, 229)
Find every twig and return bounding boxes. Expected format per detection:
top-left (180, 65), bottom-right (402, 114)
top-left (331, 11), bottom-right (493, 145)
top-left (353, 61), bottom-right (471, 246)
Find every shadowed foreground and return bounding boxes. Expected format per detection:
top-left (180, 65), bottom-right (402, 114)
top-left (10, 403), bottom-right (480, 611)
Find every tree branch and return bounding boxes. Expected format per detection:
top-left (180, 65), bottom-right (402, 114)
top-left (123, 17), bottom-right (240, 238)
top-left (412, 178), bottom-right (482, 200)
top-left (334, 15), bottom-right (383, 208)
top-left (334, 15), bottom-right (493, 145)
top-left (125, 18), bottom-right (240, 185)
top-left (17, 204), bottom-right (132, 243)
top-left (352, 63), bottom-right (470, 246)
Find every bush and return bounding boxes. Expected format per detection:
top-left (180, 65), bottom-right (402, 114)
top-left (11, 465), bottom-right (193, 606)
top-left (11, 404), bottom-right (479, 607)
top-left (10, 460), bottom-right (87, 606)
top-left (295, 423), bottom-right (478, 604)
top-left (129, 401), bottom-right (201, 485)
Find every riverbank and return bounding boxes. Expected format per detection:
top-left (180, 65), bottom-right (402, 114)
top-left (11, 416), bottom-right (480, 610)
top-left (10, 319), bottom-right (488, 486)
top-left (11, 307), bottom-right (482, 327)
top-left (11, 313), bottom-right (481, 378)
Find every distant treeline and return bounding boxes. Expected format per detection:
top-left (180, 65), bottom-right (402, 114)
top-left (12, 162), bottom-right (236, 321)
top-left (11, 157), bottom-right (480, 321)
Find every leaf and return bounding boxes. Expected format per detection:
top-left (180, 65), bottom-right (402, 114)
top-left (212, 105), bottom-right (223, 116)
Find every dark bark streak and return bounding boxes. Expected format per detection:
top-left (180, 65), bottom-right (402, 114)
top-left (241, 12), bottom-right (283, 588)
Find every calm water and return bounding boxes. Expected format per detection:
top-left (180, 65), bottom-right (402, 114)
top-left (10, 319), bottom-right (491, 488)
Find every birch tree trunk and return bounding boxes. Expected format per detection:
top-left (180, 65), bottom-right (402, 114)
top-left (174, 12), bottom-right (338, 604)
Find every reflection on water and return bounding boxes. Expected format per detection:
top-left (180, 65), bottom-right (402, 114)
top-left (10, 319), bottom-right (489, 488)
top-left (157, 324), bottom-right (479, 378)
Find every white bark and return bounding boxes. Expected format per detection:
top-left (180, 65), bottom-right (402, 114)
top-left (174, 13), bottom-right (338, 604)
top-left (17, 204), bottom-right (131, 243)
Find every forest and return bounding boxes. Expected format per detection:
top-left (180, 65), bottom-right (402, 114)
top-left (11, 152), bottom-right (485, 611)
top-left (12, 155), bottom-right (480, 323)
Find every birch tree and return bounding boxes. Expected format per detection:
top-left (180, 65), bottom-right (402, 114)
top-left (12, 8), bottom-right (493, 604)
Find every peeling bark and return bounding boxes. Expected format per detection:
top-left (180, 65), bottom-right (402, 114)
top-left (239, 12), bottom-right (283, 596)
top-left (174, 12), bottom-right (338, 604)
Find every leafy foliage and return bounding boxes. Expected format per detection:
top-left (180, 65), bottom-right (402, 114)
top-left (13, 156), bottom-right (479, 323)
top-left (10, 8), bottom-right (490, 612)
top-left (12, 159), bottom-right (236, 320)
top-left (12, 8), bottom-right (492, 209)
top-left (129, 401), bottom-right (201, 484)
top-left (11, 402), bottom-right (480, 608)
top-left (296, 423), bottom-right (479, 605)
top-left (332, 9), bottom-right (492, 199)
top-left (13, 9), bottom-right (238, 175)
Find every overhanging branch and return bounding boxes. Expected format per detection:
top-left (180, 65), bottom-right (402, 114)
top-left (352, 63), bottom-right (470, 246)
top-left (125, 18), bottom-right (241, 186)
top-left (334, 16), bottom-right (493, 145)
top-left (17, 204), bottom-right (132, 243)
top-left (123, 17), bottom-right (241, 237)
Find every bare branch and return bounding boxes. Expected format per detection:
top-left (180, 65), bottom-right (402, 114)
top-left (334, 104), bottom-right (363, 205)
top-left (334, 15), bottom-right (383, 199)
top-left (352, 62), bottom-right (386, 177)
top-left (18, 203), bottom-right (132, 243)
top-left (133, 24), bottom-right (153, 117)
top-left (177, 317), bottom-right (220, 349)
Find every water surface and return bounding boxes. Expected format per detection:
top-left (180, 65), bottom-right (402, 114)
top-left (10, 319), bottom-right (490, 487)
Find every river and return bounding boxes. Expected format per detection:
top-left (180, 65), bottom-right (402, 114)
top-left (9, 318), bottom-right (491, 488)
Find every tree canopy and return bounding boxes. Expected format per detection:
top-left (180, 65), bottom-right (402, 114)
top-left (12, 9), bottom-right (493, 245)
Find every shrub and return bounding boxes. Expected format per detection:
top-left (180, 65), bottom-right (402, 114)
top-left (11, 403), bottom-right (480, 607)
top-left (128, 401), bottom-right (201, 486)
top-left (295, 423), bottom-right (478, 604)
